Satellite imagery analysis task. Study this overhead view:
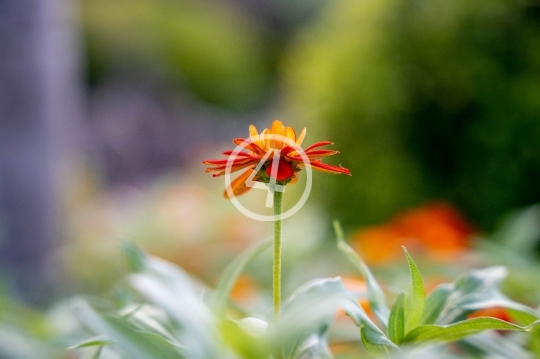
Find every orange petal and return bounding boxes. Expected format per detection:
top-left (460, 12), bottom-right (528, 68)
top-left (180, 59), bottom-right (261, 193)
top-left (289, 174), bottom-right (299, 185)
top-left (249, 125), bottom-right (260, 145)
top-left (296, 127), bottom-right (307, 146)
top-left (284, 127), bottom-right (296, 145)
top-left (224, 167), bottom-right (255, 199)
top-left (260, 128), bottom-right (270, 150)
top-left (270, 120), bottom-right (285, 149)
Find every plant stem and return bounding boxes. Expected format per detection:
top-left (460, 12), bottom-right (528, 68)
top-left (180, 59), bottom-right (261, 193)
top-left (273, 189), bottom-right (283, 319)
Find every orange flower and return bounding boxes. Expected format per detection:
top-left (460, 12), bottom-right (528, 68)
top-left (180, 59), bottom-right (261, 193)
top-left (467, 307), bottom-right (512, 323)
top-left (203, 120), bottom-right (351, 198)
top-left (351, 203), bottom-right (474, 264)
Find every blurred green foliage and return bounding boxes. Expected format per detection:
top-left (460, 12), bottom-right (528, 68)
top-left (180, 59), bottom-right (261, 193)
top-left (83, 0), bottom-right (277, 110)
top-left (283, 0), bottom-right (540, 230)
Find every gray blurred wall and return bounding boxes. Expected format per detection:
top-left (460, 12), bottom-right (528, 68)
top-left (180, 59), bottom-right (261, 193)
top-left (0, 0), bottom-right (84, 304)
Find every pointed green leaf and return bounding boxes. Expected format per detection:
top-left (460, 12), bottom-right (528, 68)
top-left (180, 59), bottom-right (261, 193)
top-left (123, 240), bottom-right (147, 272)
top-left (129, 258), bottom-right (221, 358)
top-left (421, 284), bottom-right (453, 325)
top-left (209, 240), bottom-right (271, 318)
top-left (72, 298), bottom-right (183, 359)
top-left (403, 247), bottom-right (425, 334)
top-left (268, 277), bottom-right (399, 358)
top-left (437, 266), bottom-right (540, 325)
top-left (530, 324), bottom-right (540, 358)
top-left (334, 220), bottom-right (390, 328)
top-left (403, 317), bottom-right (540, 344)
top-left (464, 331), bottom-right (532, 359)
top-left (82, 346), bottom-right (103, 359)
top-left (388, 292), bottom-right (406, 344)
top-left (67, 335), bottom-right (113, 350)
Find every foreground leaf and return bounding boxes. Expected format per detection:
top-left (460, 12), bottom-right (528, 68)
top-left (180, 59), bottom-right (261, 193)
top-left (421, 284), bottom-right (453, 325)
top-left (334, 220), bottom-right (390, 329)
top-left (129, 257), bottom-right (221, 359)
top-left (268, 277), bottom-right (399, 359)
top-left (67, 335), bottom-right (113, 349)
top-left (437, 267), bottom-right (540, 325)
top-left (210, 240), bottom-right (271, 318)
top-left (72, 298), bottom-right (183, 359)
top-left (403, 247), bottom-right (425, 334)
top-left (403, 317), bottom-right (540, 344)
top-left (388, 293), bottom-right (406, 344)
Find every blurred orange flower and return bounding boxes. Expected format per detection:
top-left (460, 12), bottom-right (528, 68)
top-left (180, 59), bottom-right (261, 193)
top-left (467, 307), bottom-right (512, 323)
top-left (350, 203), bottom-right (474, 264)
top-left (202, 120), bottom-right (350, 198)
top-left (230, 273), bottom-right (260, 305)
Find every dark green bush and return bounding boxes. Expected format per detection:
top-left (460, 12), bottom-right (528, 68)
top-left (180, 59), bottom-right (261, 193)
top-left (283, 0), bottom-right (540, 230)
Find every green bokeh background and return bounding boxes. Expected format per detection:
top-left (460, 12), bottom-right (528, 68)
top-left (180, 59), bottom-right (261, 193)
top-left (82, 0), bottom-right (540, 230)
top-left (282, 0), bottom-right (540, 230)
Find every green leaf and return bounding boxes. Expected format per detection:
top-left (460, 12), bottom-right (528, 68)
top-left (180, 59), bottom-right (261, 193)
top-left (464, 331), bottom-right (532, 359)
top-left (421, 284), bottom-right (453, 325)
top-left (209, 240), bottom-right (271, 318)
top-left (72, 298), bottom-right (183, 359)
top-left (489, 204), bottom-right (540, 254)
top-left (82, 346), bottom-right (104, 359)
top-left (267, 277), bottom-right (399, 359)
top-left (403, 247), bottom-right (425, 334)
top-left (334, 220), bottom-right (390, 329)
top-left (437, 267), bottom-right (540, 325)
top-left (67, 335), bottom-right (113, 350)
top-left (123, 240), bottom-right (147, 272)
top-left (360, 329), bottom-right (395, 359)
top-left (530, 324), bottom-right (540, 358)
top-left (403, 317), bottom-right (540, 344)
top-left (129, 257), bottom-right (221, 358)
top-left (388, 292), bottom-right (406, 344)
top-left (220, 320), bottom-right (269, 359)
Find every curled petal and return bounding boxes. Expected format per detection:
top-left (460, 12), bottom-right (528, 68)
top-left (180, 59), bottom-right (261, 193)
top-left (280, 145), bottom-right (296, 156)
top-left (222, 150), bottom-right (252, 157)
top-left (306, 160), bottom-right (351, 175)
top-left (204, 157), bottom-right (256, 170)
top-left (224, 167), bottom-right (256, 198)
top-left (304, 141), bottom-right (333, 152)
top-left (210, 160), bottom-right (257, 177)
top-left (296, 127), bottom-right (307, 146)
top-left (233, 138), bottom-right (266, 156)
top-left (286, 150), bottom-right (340, 162)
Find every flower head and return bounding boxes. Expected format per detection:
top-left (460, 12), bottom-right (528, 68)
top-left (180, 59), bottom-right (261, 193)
top-left (203, 120), bottom-right (351, 198)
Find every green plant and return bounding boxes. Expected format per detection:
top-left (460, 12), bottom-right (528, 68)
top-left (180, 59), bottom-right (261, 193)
top-left (68, 223), bottom-right (540, 359)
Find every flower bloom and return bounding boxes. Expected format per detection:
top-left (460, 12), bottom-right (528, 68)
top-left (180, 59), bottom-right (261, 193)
top-left (203, 120), bottom-right (351, 198)
top-left (351, 203), bottom-right (474, 264)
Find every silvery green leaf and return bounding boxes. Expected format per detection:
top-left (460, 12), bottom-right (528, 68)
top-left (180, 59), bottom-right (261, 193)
top-left (334, 220), bottom-right (390, 329)
top-left (210, 240), bottom-right (271, 318)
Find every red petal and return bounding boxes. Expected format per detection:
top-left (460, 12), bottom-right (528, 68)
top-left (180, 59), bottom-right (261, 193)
top-left (308, 160), bottom-right (351, 175)
top-left (266, 159), bottom-right (295, 181)
top-left (304, 141), bottom-right (333, 152)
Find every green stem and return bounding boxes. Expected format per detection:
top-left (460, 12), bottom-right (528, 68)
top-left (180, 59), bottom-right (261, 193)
top-left (273, 189), bottom-right (283, 319)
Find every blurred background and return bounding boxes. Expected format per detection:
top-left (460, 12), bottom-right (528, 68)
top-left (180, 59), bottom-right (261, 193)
top-left (1, 0), bottom-right (540, 345)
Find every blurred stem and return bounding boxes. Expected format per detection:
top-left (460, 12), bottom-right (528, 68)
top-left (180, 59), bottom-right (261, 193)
top-left (273, 189), bottom-right (283, 319)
